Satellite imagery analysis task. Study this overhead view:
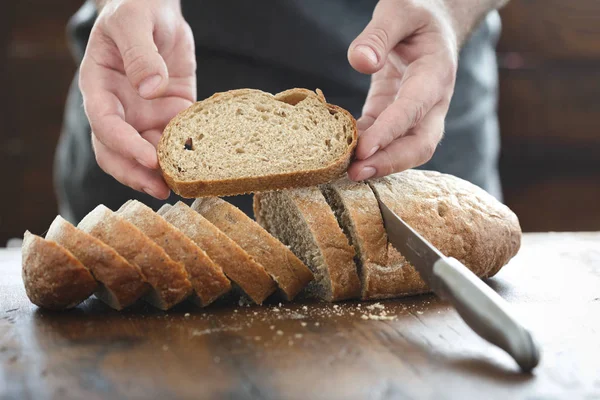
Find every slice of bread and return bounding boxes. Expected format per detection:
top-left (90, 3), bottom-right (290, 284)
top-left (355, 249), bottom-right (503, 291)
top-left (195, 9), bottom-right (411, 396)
top-left (157, 203), bottom-right (172, 216)
top-left (161, 202), bottom-right (276, 304)
top-left (192, 197), bottom-right (313, 301)
top-left (117, 200), bottom-right (231, 306)
top-left (322, 178), bottom-right (427, 300)
top-left (253, 187), bottom-right (361, 302)
top-left (78, 205), bottom-right (193, 310)
top-left (157, 88), bottom-right (357, 198)
top-left (22, 231), bottom-right (97, 310)
top-left (45, 215), bottom-right (149, 309)
top-left (368, 170), bottom-right (522, 279)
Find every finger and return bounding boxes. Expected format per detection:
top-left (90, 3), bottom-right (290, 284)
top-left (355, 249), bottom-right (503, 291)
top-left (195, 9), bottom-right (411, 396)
top-left (348, 0), bottom-right (425, 74)
top-left (348, 103), bottom-right (446, 181)
top-left (355, 54), bottom-right (452, 160)
top-left (104, 8), bottom-right (169, 99)
top-left (82, 85), bottom-right (159, 169)
top-left (93, 134), bottom-right (170, 199)
top-left (120, 94), bottom-right (192, 133)
top-left (140, 129), bottom-right (163, 148)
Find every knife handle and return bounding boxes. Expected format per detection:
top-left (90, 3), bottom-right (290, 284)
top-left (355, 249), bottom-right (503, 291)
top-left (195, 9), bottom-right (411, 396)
top-left (433, 257), bottom-right (541, 372)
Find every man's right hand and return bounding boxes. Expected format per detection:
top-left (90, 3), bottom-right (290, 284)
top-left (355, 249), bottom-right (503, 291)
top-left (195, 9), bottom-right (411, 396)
top-left (80, 0), bottom-right (196, 199)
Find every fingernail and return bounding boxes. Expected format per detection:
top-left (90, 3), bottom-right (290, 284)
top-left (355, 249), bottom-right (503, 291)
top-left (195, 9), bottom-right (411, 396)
top-left (355, 166), bottom-right (377, 181)
top-left (355, 45), bottom-right (378, 65)
top-left (365, 145), bottom-right (380, 159)
top-left (138, 75), bottom-right (162, 97)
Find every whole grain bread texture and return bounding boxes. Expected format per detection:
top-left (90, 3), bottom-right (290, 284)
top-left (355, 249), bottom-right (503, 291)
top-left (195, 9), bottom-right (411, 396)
top-left (45, 215), bottom-right (148, 309)
top-left (368, 170), bottom-right (522, 280)
top-left (161, 201), bottom-right (276, 304)
top-left (21, 231), bottom-right (97, 310)
top-left (158, 88), bottom-right (357, 198)
top-left (117, 200), bottom-right (231, 306)
top-left (192, 197), bottom-right (313, 301)
top-left (254, 187), bottom-right (361, 302)
top-left (78, 205), bottom-right (192, 310)
top-left (322, 178), bottom-right (427, 300)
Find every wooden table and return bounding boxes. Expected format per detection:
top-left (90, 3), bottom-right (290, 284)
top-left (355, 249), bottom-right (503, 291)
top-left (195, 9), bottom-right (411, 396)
top-left (1, 232), bottom-right (599, 400)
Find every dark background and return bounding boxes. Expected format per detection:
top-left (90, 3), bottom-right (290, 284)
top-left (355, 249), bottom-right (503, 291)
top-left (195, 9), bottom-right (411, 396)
top-left (0, 0), bottom-right (599, 244)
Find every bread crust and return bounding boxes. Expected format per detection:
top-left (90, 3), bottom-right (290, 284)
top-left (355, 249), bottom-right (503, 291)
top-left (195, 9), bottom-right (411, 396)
top-left (157, 88), bottom-right (358, 198)
top-left (45, 215), bottom-right (148, 310)
top-left (21, 231), bottom-right (97, 310)
top-left (117, 200), bottom-right (231, 307)
top-left (161, 202), bottom-right (276, 304)
top-left (192, 197), bottom-right (313, 301)
top-left (368, 170), bottom-right (522, 280)
top-left (254, 188), bottom-right (361, 301)
top-left (78, 205), bottom-right (193, 310)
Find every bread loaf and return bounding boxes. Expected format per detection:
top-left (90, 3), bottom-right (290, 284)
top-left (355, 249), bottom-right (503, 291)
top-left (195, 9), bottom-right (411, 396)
top-left (45, 215), bottom-right (148, 309)
top-left (117, 200), bottom-right (231, 306)
top-left (254, 187), bottom-right (361, 301)
top-left (22, 231), bottom-right (97, 310)
top-left (78, 205), bottom-right (193, 310)
top-left (161, 202), bottom-right (276, 304)
top-left (368, 170), bottom-right (522, 279)
top-left (192, 197), bottom-right (313, 300)
top-left (157, 88), bottom-right (357, 198)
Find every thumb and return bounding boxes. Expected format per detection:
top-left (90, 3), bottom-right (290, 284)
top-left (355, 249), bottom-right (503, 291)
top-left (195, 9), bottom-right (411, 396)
top-left (108, 16), bottom-right (169, 99)
top-left (348, 0), bottom-right (415, 74)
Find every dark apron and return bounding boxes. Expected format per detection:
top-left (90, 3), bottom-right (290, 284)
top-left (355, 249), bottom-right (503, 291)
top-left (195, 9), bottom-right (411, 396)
top-left (56, 0), bottom-right (502, 223)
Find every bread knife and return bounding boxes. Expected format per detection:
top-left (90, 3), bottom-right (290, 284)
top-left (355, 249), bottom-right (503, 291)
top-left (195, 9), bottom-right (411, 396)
top-left (377, 199), bottom-right (541, 372)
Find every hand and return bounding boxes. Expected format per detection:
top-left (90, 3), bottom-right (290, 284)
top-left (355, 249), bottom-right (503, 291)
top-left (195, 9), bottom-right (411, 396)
top-left (79, 0), bottom-right (196, 198)
top-left (346, 0), bottom-right (460, 181)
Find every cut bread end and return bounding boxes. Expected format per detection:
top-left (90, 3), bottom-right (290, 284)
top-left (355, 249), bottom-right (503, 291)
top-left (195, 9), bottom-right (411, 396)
top-left (21, 231), bottom-right (97, 310)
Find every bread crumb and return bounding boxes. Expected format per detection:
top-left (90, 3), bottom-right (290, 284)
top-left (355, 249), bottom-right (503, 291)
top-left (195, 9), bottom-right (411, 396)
top-left (214, 356), bottom-right (221, 363)
top-left (184, 313), bottom-right (190, 318)
top-left (272, 308), bottom-right (280, 312)
top-left (288, 340), bottom-right (294, 346)
top-left (270, 325), bottom-right (275, 330)
top-left (302, 306), bottom-right (308, 311)
top-left (234, 309), bottom-right (238, 313)
top-left (279, 303), bottom-right (282, 307)
top-left (254, 336), bottom-right (261, 341)
top-left (276, 330), bottom-right (284, 336)
top-left (162, 345), bottom-right (169, 351)
top-left (361, 315), bottom-right (369, 320)
top-left (300, 322), bottom-right (307, 327)
top-left (417, 311), bottom-right (424, 315)
top-left (294, 333), bottom-right (303, 339)
top-left (315, 322), bottom-right (320, 327)
top-left (333, 305), bottom-right (339, 309)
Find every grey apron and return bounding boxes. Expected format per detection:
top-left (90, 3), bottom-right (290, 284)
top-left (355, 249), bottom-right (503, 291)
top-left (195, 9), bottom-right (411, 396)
top-left (56, 0), bottom-right (502, 223)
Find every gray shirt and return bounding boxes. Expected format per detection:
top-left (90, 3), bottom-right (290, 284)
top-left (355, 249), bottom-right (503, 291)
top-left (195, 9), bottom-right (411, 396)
top-left (56, 0), bottom-right (502, 221)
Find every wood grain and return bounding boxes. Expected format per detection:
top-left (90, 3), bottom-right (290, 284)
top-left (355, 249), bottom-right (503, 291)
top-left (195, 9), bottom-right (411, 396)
top-left (2, 232), bottom-right (600, 399)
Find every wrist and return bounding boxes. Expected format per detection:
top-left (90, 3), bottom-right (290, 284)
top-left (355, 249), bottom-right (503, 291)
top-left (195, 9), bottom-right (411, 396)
top-left (442, 0), bottom-right (508, 47)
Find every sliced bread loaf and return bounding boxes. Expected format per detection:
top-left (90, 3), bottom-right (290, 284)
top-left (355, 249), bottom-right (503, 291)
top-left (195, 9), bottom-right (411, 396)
top-left (45, 215), bottom-right (148, 309)
top-left (368, 170), bottom-right (522, 278)
top-left (157, 88), bottom-right (357, 198)
top-left (322, 178), bottom-right (427, 299)
top-left (192, 197), bottom-right (313, 301)
top-left (78, 205), bottom-right (193, 310)
top-left (253, 187), bottom-right (361, 302)
top-left (117, 200), bottom-right (231, 306)
top-left (161, 202), bottom-right (276, 304)
top-left (22, 231), bottom-right (97, 310)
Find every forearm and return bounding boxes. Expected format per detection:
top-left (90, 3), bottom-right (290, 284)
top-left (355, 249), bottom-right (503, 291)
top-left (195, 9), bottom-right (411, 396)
top-left (443, 0), bottom-right (509, 47)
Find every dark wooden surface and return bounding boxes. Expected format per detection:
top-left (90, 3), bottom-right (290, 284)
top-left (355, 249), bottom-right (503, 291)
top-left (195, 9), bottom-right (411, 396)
top-left (1, 232), bottom-right (599, 400)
